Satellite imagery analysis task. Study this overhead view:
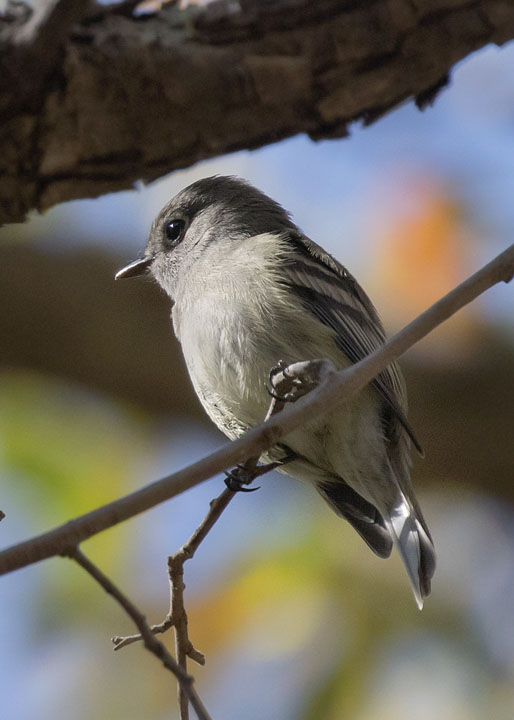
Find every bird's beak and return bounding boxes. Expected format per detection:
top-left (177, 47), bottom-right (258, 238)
top-left (115, 256), bottom-right (153, 280)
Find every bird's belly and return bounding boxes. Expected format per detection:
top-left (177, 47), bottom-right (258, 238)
top-left (176, 293), bottom-right (383, 492)
top-left (179, 307), bottom-right (284, 435)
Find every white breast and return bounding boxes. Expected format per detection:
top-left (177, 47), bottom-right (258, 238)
top-left (172, 234), bottom-right (337, 433)
top-left (171, 232), bottom-right (384, 498)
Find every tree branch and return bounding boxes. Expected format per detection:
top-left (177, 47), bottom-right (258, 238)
top-left (111, 377), bottom-right (298, 653)
top-left (111, 385), bottom-right (296, 719)
top-left (1, 0), bottom-right (92, 112)
top-left (0, 242), bottom-right (513, 576)
top-left (2, 0), bottom-right (514, 222)
top-left (67, 546), bottom-right (212, 720)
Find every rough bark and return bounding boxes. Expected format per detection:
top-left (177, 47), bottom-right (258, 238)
top-left (1, 0), bottom-right (513, 224)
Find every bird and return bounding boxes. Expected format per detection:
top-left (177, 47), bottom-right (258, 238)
top-left (116, 175), bottom-right (436, 608)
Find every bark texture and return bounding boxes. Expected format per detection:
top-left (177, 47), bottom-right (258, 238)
top-left (1, 0), bottom-right (514, 223)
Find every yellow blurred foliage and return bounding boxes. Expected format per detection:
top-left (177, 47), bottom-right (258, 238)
top-left (0, 371), bottom-right (151, 612)
top-left (188, 552), bottom-right (329, 661)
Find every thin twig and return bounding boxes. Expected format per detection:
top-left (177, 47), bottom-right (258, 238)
top-left (112, 373), bottom-right (298, 652)
top-left (110, 487), bottom-right (237, 652)
top-left (164, 487), bottom-right (235, 720)
top-left (112, 487), bottom-right (233, 646)
top-left (67, 546), bottom-right (212, 720)
top-left (0, 243), bottom-right (513, 576)
top-left (170, 556), bottom-right (192, 720)
top-left (112, 388), bottom-right (298, 720)
top-left (111, 382), bottom-right (299, 719)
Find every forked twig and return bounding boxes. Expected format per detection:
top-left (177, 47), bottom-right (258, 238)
top-left (66, 546), bottom-right (211, 720)
top-left (111, 363), bottom-right (320, 718)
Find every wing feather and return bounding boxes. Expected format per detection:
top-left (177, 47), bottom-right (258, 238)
top-left (281, 232), bottom-right (423, 456)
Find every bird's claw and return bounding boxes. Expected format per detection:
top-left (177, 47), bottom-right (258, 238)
top-left (224, 469), bottom-right (260, 493)
top-left (268, 360), bottom-right (289, 385)
top-left (267, 360), bottom-right (297, 402)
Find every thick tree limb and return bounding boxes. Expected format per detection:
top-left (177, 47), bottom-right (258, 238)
top-left (0, 241), bottom-right (513, 576)
top-left (2, 0), bottom-right (514, 223)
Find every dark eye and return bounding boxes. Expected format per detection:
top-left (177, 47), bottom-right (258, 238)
top-left (165, 219), bottom-right (185, 246)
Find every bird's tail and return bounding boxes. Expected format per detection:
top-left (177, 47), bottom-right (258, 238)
top-left (382, 489), bottom-right (436, 609)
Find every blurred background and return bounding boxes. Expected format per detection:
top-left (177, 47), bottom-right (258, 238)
top-left (1, 37), bottom-right (514, 720)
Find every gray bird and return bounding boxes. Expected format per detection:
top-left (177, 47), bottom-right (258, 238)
top-left (116, 175), bottom-right (435, 608)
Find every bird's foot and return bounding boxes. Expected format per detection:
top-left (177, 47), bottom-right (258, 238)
top-left (224, 457), bottom-right (290, 492)
top-left (267, 360), bottom-right (299, 402)
top-left (224, 466), bottom-right (260, 493)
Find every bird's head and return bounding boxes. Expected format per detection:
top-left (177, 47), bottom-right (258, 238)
top-left (115, 175), bottom-right (295, 300)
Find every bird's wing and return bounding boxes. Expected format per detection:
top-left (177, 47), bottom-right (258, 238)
top-left (280, 231), bottom-right (423, 456)
top-left (279, 232), bottom-right (434, 597)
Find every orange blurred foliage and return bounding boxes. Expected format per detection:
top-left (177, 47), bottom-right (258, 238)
top-left (371, 172), bottom-right (478, 359)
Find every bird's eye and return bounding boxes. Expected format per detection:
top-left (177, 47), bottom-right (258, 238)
top-left (165, 219), bottom-right (185, 246)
